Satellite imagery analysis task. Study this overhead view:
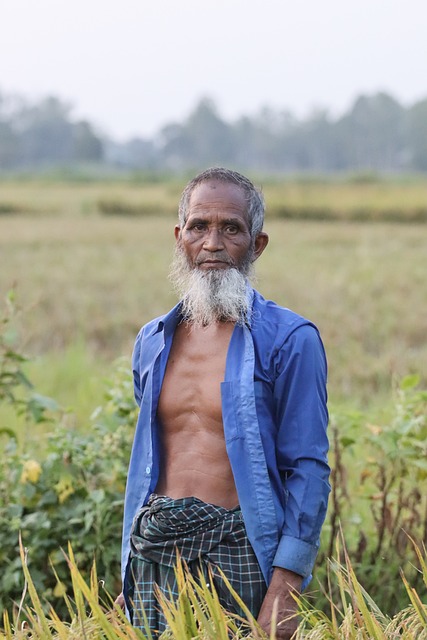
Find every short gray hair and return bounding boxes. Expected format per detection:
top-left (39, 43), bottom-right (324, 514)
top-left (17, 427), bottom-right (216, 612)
top-left (178, 167), bottom-right (265, 239)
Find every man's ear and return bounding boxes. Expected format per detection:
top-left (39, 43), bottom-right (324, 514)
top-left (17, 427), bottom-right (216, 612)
top-left (174, 225), bottom-right (181, 242)
top-left (252, 232), bottom-right (269, 261)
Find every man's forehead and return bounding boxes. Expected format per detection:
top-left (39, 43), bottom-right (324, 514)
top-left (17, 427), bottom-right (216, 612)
top-left (188, 179), bottom-right (248, 208)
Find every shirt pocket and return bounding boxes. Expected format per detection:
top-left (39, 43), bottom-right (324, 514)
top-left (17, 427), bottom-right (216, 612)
top-left (221, 381), bottom-right (243, 442)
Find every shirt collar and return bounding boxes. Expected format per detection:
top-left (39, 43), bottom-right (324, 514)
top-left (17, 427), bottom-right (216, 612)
top-left (150, 285), bottom-right (256, 334)
top-left (150, 302), bottom-right (182, 336)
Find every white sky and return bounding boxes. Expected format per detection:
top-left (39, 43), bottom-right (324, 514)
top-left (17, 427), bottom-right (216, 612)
top-left (0, 0), bottom-right (426, 140)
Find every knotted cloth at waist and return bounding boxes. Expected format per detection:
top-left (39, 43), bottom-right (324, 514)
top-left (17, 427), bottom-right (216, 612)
top-left (126, 494), bottom-right (266, 635)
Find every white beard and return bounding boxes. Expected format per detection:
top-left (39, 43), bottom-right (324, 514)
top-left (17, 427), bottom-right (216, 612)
top-left (169, 247), bottom-right (254, 327)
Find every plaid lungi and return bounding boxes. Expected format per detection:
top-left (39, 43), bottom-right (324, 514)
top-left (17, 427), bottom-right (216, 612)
top-left (126, 494), bottom-right (267, 635)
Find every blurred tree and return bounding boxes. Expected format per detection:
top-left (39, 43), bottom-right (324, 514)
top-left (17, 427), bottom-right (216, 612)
top-left (0, 87), bottom-right (426, 173)
top-left (160, 98), bottom-right (234, 168)
top-left (299, 109), bottom-right (342, 171)
top-left (186, 98), bottom-right (234, 164)
top-left (159, 122), bottom-right (191, 170)
top-left (406, 99), bottom-right (427, 170)
top-left (72, 120), bottom-right (103, 162)
top-left (0, 121), bottom-right (19, 169)
top-left (0, 92), bottom-right (105, 169)
top-left (0, 91), bottom-right (22, 169)
top-left (335, 93), bottom-right (405, 171)
top-left (14, 96), bottom-right (74, 166)
top-left (105, 136), bottom-right (159, 169)
top-left (233, 108), bottom-right (296, 171)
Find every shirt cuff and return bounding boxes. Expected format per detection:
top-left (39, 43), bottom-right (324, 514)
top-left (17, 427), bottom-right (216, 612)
top-left (273, 535), bottom-right (319, 580)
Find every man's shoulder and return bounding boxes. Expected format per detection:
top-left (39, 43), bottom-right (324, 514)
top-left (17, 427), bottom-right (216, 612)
top-left (132, 305), bottom-right (180, 367)
top-left (138, 314), bottom-right (166, 336)
top-left (136, 304), bottom-right (180, 341)
top-left (250, 290), bottom-right (326, 367)
top-left (251, 289), bottom-right (316, 334)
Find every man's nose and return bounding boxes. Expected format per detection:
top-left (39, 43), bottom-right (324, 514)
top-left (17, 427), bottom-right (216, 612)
top-left (202, 228), bottom-right (224, 251)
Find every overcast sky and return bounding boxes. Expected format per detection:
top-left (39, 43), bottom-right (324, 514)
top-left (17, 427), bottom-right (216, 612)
top-left (1, 0), bottom-right (426, 140)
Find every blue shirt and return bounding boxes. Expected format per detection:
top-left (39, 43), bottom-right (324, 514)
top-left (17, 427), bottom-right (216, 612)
top-left (122, 288), bottom-right (330, 590)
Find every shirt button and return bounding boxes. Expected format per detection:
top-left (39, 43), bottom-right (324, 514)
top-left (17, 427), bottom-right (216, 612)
top-left (145, 466), bottom-right (151, 475)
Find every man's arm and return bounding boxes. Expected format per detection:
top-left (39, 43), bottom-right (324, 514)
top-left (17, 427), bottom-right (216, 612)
top-left (257, 567), bottom-right (302, 640)
top-left (261, 324), bottom-right (330, 637)
top-left (117, 327), bottom-right (145, 608)
top-left (274, 324), bottom-right (330, 573)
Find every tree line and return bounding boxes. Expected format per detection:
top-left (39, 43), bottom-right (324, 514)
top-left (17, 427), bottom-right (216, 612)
top-left (1, 89), bottom-right (427, 173)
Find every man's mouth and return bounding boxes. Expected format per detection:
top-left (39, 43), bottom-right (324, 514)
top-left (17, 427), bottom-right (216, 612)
top-left (198, 260), bottom-right (231, 269)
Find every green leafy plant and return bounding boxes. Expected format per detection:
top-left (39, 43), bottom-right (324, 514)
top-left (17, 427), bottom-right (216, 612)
top-left (0, 290), bottom-right (60, 426)
top-left (0, 293), bottom-right (135, 619)
top-left (0, 408), bottom-right (132, 619)
top-left (317, 375), bottom-right (427, 614)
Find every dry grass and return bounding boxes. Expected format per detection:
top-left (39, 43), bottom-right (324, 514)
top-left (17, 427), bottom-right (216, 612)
top-left (1, 177), bottom-right (427, 406)
top-left (264, 176), bottom-right (427, 215)
top-left (2, 537), bottom-right (427, 639)
top-left (1, 175), bottom-right (426, 218)
top-left (0, 178), bottom-right (183, 217)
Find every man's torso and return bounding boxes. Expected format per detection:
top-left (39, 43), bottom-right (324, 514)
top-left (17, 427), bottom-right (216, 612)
top-left (155, 320), bottom-right (239, 509)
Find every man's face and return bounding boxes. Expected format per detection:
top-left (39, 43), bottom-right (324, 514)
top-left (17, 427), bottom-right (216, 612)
top-left (175, 180), bottom-right (253, 273)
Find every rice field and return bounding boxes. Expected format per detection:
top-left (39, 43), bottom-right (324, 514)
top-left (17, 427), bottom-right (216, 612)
top-left (1, 176), bottom-right (427, 413)
top-left (1, 175), bottom-right (427, 639)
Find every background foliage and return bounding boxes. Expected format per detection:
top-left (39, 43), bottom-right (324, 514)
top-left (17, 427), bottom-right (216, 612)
top-left (0, 300), bottom-right (137, 616)
top-left (1, 292), bottom-right (426, 621)
top-left (1, 88), bottom-right (427, 172)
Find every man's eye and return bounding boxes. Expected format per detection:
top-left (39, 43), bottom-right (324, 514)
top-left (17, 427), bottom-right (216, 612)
top-left (225, 225), bottom-right (239, 234)
top-left (191, 224), bottom-right (205, 232)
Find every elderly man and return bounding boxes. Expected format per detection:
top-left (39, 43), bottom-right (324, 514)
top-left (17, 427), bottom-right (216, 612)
top-left (118, 167), bottom-right (330, 639)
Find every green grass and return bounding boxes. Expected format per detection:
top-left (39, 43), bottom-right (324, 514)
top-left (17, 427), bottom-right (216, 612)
top-left (0, 343), bottom-right (109, 452)
top-left (25, 343), bottom-right (108, 416)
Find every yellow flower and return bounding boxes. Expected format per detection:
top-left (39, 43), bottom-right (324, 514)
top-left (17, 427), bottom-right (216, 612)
top-left (54, 476), bottom-right (75, 504)
top-left (21, 460), bottom-right (42, 484)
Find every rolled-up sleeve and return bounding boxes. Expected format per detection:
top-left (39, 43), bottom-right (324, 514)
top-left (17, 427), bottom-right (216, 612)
top-left (272, 324), bottom-right (330, 580)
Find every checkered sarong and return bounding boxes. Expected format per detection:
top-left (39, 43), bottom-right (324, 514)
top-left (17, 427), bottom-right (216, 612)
top-left (126, 494), bottom-right (267, 635)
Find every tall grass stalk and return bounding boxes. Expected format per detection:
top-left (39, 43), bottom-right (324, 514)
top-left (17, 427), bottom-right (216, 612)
top-left (2, 535), bottom-right (427, 639)
top-left (153, 558), bottom-right (265, 639)
top-left (399, 539), bottom-right (427, 630)
top-left (296, 534), bottom-right (427, 639)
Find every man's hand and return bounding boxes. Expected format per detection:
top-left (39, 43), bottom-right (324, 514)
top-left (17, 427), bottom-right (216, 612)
top-left (114, 592), bottom-right (126, 611)
top-left (257, 568), bottom-right (302, 640)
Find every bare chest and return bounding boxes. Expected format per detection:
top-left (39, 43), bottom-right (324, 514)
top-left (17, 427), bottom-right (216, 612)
top-left (157, 322), bottom-right (234, 426)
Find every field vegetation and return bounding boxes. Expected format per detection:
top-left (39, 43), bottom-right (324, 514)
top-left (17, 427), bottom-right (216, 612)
top-left (1, 175), bottom-right (427, 407)
top-left (1, 174), bottom-right (427, 637)
top-left (2, 536), bottom-right (427, 639)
